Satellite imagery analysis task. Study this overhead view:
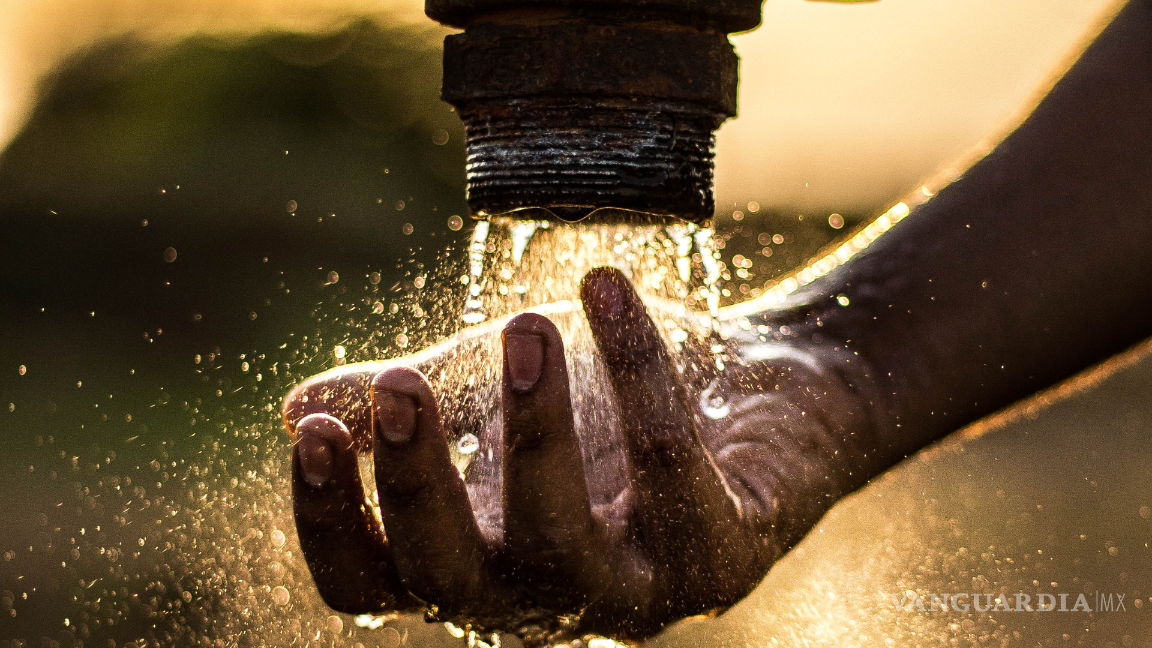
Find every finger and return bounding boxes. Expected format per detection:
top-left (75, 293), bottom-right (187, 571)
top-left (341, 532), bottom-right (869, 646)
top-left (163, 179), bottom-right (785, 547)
top-left (501, 313), bottom-right (607, 602)
top-left (372, 367), bottom-right (512, 618)
top-left (292, 413), bottom-right (418, 613)
top-left (283, 362), bottom-right (387, 451)
top-left (579, 267), bottom-right (749, 599)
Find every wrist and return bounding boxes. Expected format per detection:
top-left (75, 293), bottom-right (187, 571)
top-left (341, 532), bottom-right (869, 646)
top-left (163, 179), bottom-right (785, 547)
top-left (718, 310), bottom-right (901, 547)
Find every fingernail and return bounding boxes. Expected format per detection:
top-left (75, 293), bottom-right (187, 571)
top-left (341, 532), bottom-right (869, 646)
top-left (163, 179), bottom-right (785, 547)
top-left (297, 434), bottom-right (334, 488)
top-left (590, 275), bottom-right (623, 318)
top-left (505, 333), bottom-right (544, 393)
top-left (375, 392), bottom-right (417, 444)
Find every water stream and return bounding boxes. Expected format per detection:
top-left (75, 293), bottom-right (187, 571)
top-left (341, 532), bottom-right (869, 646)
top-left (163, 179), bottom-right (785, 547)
top-left (422, 212), bottom-right (737, 492)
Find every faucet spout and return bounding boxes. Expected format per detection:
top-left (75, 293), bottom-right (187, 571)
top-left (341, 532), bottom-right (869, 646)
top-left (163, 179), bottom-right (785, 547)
top-left (426, 0), bottom-right (766, 222)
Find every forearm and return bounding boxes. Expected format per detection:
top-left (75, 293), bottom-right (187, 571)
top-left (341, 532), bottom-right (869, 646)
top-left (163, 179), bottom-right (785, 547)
top-left (799, 0), bottom-right (1152, 455)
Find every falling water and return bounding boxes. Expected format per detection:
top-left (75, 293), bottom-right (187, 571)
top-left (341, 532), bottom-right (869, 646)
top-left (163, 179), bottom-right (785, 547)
top-left (691, 226), bottom-right (732, 420)
top-left (447, 212), bottom-right (736, 437)
top-left (461, 220), bottom-right (491, 325)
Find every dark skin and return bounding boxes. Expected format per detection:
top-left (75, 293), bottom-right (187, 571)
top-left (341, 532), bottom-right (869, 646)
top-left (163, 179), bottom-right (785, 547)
top-left (284, 0), bottom-right (1152, 643)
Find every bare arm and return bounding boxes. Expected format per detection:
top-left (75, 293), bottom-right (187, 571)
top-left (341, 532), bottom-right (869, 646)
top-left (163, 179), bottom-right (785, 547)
top-left (765, 0), bottom-right (1152, 461)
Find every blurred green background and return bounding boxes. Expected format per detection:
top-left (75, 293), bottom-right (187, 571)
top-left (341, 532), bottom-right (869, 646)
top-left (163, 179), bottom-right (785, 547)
top-left (0, 21), bottom-right (476, 646)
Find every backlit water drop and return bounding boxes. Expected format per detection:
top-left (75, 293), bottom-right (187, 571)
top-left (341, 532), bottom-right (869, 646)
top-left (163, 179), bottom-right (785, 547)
top-left (462, 220), bottom-right (491, 325)
top-left (457, 433), bottom-right (480, 455)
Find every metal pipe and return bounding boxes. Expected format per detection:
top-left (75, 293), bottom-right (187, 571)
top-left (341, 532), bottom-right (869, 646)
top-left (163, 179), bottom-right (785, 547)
top-left (426, 0), bottom-right (766, 222)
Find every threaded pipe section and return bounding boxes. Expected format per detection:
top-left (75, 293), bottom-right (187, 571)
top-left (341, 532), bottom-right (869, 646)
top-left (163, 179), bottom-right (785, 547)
top-left (459, 99), bottom-right (722, 222)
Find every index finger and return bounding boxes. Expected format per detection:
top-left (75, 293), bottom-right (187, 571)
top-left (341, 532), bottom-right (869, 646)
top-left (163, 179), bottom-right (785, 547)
top-left (580, 267), bottom-right (755, 606)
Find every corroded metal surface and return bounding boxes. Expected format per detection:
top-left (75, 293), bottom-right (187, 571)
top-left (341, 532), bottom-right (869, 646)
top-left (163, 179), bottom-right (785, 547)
top-left (441, 23), bottom-right (739, 114)
top-left (460, 98), bottom-right (722, 219)
top-left (427, 0), bottom-right (765, 222)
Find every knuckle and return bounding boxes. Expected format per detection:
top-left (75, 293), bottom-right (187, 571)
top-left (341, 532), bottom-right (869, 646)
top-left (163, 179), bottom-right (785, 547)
top-left (505, 312), bottom-right (560, 338)
top-left (371, 365), bottom-right (428, 393)
top-left (632, 420), bottom-right (693, 468)
top-left (377, 477), bottom-right (437, 510)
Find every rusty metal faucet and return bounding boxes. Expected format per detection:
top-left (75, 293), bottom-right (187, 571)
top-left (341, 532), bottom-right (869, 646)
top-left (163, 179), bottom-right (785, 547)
top-left (426, 0), bottom-right (766, 222)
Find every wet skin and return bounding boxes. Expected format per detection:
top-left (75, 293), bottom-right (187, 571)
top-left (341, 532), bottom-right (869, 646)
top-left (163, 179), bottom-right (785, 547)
top-left (286, 269), bottom-right (876, 641)
top-left (284, 0), bottom-right (1152, 643)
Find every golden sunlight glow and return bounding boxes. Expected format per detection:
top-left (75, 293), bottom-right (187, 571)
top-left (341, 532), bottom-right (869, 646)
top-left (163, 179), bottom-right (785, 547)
top-left (0, 0), bottom-right (1125, 211)
top-left (715, 0), bottom-right (1123, 212)
top-left (719, 198), bottom-right (915, 319)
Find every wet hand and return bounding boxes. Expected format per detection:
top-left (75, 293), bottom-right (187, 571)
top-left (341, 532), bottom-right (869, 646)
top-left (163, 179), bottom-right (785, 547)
top-left (283, 267), bottom-right (880, 643)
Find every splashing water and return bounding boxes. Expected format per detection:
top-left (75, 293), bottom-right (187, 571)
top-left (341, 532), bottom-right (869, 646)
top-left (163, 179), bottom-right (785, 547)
top-left (401, 213), bottom-right (739, 539)
top-left (457, 212), bottom-right (735, 418)
top-left (0, 210), bottom-right (739, 648)
top-left (462, 220), bottom-right (491, 325)
top-left (692, 227), bottom-right (732, 419)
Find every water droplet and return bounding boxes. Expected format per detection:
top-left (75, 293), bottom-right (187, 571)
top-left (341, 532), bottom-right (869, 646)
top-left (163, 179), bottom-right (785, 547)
top-left (432, 129), bottom-right (450, 145)
top-left (355, 614), bottom-right (387, 630)
top-left (326, 271), bottom-right (339, 284)
top-left (829, 213), bottom-right (845, 229)
top-left (747, 201), bottom-right (760, 213)
top-left (508, 220), bottom-right (547, 265)
top-left (17, 365), bottom-right (26, 376)
top-left (286, 200), bottom-right (297, 212)
top-left (272, 585), bottom-right (290, 605)
top-left (462, 221), bottom-right (491, 324)
top-left (402, 222), bottom-right (414, 235)
top-left (666, 223), bottom-right (696, 284)
top-left (700, 378), bottom-right (730, 420)
top-left (271, 529), bottom-right (286, 548)
top-left (395, 334), bottom-right (408, 348)
top-left (372, 301), bottom-right (385, 314)
top-left (333, 346), bottom-right (346, 360)
top-left (326, 615), bottom-right (343, 633)
top-left (163, 247), bottom-right (177, 263)
top-left (462, 307), bottom-right (486, 325)
top-left (457, 433), bottom-right (480, 455)
top-left (380, 627), bottom-right (402, 648)
top-left (448, 215), bottom-right (464, 231)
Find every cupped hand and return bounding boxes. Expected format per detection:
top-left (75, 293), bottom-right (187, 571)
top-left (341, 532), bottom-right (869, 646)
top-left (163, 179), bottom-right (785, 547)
top-left (282, 267), bottom-right (886, 644)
